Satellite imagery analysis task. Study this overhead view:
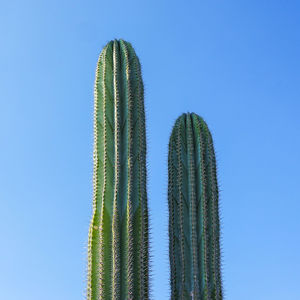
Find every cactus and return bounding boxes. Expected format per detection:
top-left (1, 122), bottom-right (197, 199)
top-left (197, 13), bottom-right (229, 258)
top-left (168, 113), bottom-right (222, 299)
top-left (87, 39), bottom-right (149, 300)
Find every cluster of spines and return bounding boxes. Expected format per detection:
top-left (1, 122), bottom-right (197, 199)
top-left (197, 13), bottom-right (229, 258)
top-left (168, 113), bottom-right (222, 300)
top-left (87, 39), bottom-right (149, 300)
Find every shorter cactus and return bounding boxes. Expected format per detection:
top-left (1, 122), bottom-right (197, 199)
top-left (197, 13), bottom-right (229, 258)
top-left (168, 113), bottom-right (222, 299)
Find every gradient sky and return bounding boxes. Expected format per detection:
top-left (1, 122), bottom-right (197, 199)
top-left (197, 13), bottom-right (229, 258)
top-left (1, 1), bottom-right (300, 299)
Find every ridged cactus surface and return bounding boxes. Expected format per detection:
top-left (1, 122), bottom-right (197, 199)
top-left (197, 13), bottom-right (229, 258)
top-left (168, 113), bottom-right (222, 300)
top-left (87, 39), bottom-right (149, 300)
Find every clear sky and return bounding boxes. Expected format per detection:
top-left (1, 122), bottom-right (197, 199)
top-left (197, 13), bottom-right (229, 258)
top-left (1, 1), bottom-right (300, 299)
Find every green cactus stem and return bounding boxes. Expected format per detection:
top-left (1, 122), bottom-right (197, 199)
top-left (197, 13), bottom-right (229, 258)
top-left (168, 113), bottom-right (222, 300)
top-left (87, 39), bottom-right (149, 300)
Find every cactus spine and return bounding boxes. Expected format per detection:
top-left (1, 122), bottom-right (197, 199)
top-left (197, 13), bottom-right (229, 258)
top-left (168, 113), bottom-right (222, 299)
top-left (87, 39), bottom-right (149, 300)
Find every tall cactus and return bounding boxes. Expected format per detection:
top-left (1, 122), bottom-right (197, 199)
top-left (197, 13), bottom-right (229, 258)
top-left (168, 113), bottom-right (222, 299)
top-left (87, 39), bottom-right (149, 300)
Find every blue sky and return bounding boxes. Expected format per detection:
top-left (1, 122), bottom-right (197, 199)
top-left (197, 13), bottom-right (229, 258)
top-left (1, 1), bottom-right (300, 299)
